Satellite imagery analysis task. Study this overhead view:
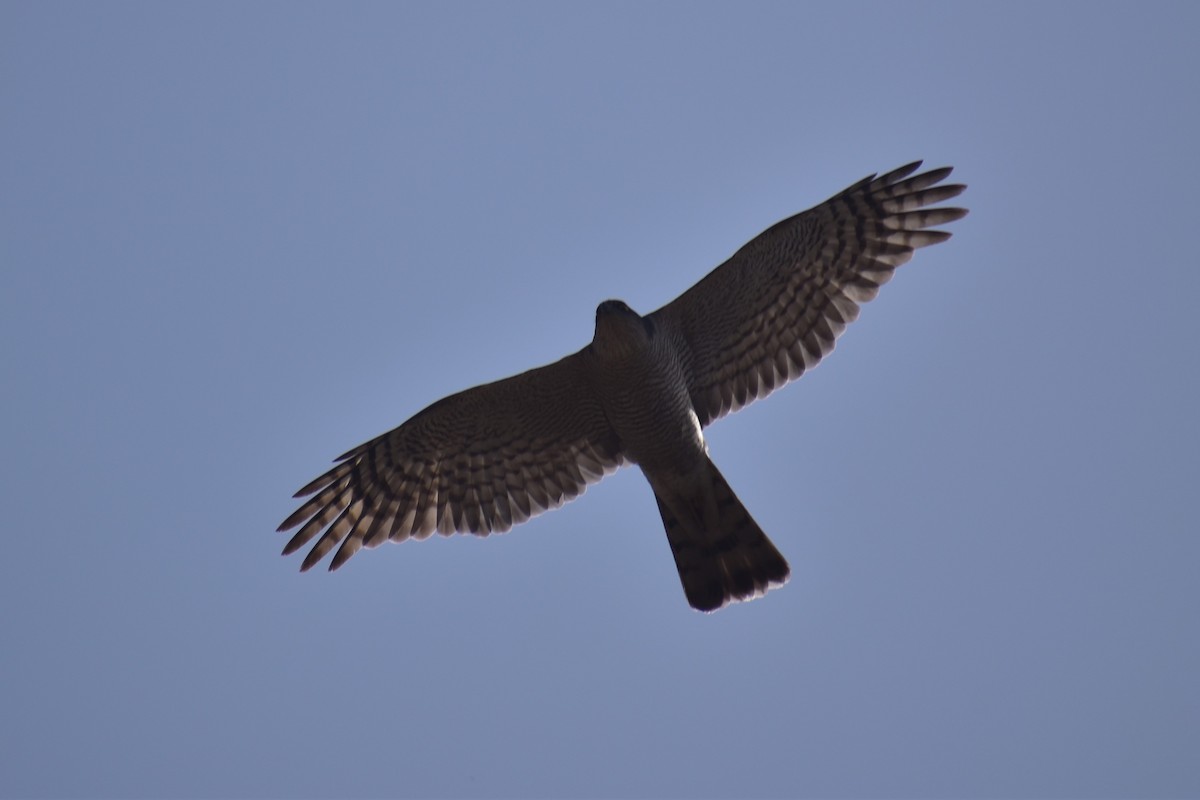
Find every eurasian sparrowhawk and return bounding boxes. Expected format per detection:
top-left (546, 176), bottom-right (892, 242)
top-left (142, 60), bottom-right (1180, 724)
top-left (279, 161), bottom-right (967, 611)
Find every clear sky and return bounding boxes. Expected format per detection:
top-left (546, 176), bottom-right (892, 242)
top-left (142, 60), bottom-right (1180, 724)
top-left (3, 2), bottom-right (1198, 797)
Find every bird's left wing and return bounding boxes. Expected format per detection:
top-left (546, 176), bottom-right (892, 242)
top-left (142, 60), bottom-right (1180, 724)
top-left (650, 161), bottom-right (967, 427)
top-left (278, 349), bottom-right (624, 571)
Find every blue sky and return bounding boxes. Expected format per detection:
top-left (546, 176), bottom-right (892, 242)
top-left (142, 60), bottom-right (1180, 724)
top-left (3, 1), bottom-right (1198, 797)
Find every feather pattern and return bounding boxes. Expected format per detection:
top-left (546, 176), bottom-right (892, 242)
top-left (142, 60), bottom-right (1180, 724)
top-left (278, 352), bottom-right (624, 571)
top-left (649, 161), bottom-right (967, 426)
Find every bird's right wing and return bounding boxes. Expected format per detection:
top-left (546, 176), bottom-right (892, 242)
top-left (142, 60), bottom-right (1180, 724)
top-left (650, 161), bottom-right (967, 427)
top-left (278, 349), bottom-right (624, 571)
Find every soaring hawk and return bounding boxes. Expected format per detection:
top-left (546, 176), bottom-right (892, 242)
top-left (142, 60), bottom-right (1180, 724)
top-left (279, 161), bottom-right (967, 611)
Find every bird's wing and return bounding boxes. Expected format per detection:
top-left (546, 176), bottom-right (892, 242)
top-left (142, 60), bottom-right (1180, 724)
top-left (278, 349), bottom-right (624, 571)
top-left (649, 161), bottom-right (967, 427)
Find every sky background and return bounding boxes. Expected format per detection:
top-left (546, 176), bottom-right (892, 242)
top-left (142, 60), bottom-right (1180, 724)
top-left (2, 2), bottom-right (1198, 797)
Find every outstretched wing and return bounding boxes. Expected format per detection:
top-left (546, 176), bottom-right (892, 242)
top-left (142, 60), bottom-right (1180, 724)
top-left (650, 161), bottom-right (967, 427)
top-left (278, 350), bottom-right (624, 571)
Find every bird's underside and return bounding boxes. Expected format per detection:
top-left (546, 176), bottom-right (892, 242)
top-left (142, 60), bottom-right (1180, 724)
top-left (278, 160), bottom-right (968, 612)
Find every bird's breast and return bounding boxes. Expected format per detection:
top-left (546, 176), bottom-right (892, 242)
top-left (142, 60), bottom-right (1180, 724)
top-left (591, 339), bottom-right (705, 473)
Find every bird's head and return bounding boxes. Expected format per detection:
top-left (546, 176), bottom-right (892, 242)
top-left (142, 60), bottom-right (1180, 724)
top-left (593, 299), bottom-right (652, 358)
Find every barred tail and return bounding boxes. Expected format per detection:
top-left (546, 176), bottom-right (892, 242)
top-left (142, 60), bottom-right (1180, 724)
top-left (652, 458), bottom-right (790, 612)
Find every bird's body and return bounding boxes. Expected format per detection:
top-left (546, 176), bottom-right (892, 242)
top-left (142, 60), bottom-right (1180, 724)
top-left (590, 300), bottom-right (701, 472)
top-left (279, 161), bottom-right (968, 611)
top-left (589, 300), bottom-right (789, 609)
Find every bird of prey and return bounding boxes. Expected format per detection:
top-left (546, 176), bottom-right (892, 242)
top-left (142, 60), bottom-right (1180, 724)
top-left (279, 161), bottom-right (967, 612)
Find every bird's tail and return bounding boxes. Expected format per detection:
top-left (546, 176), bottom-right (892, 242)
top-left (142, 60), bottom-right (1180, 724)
top-left (652, 457), bottom-right (790, 612)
